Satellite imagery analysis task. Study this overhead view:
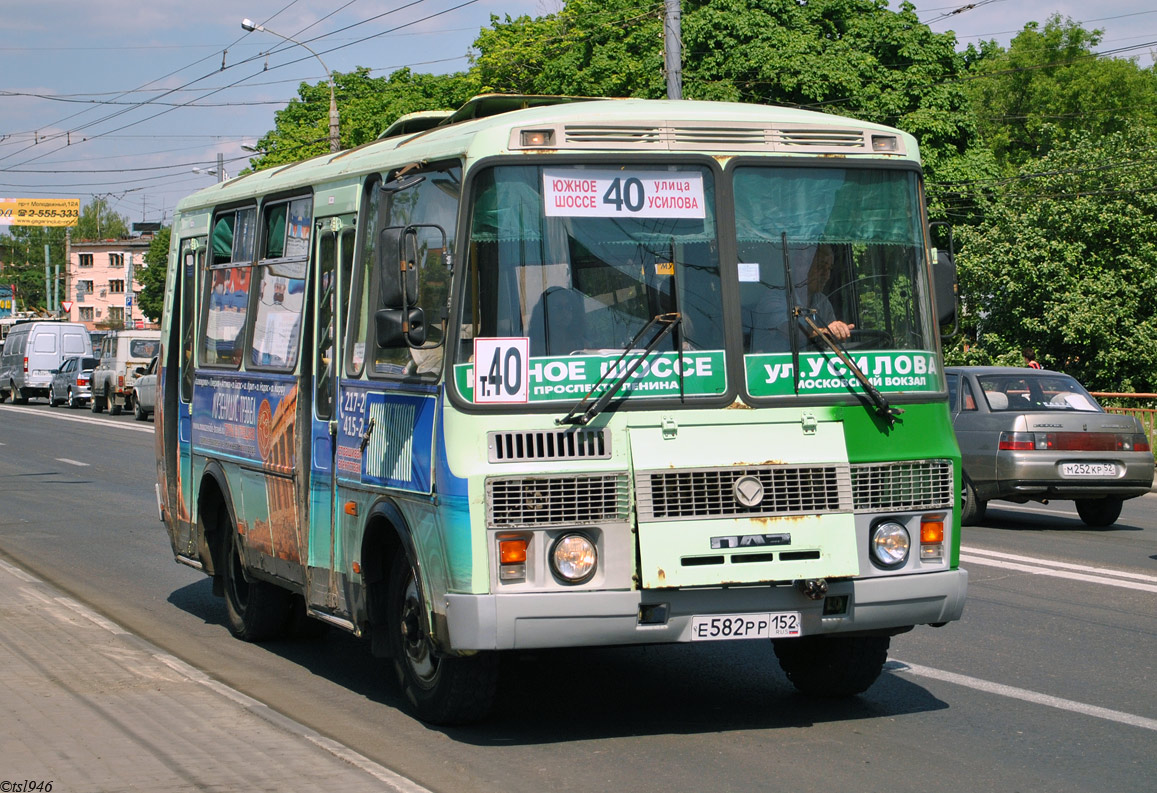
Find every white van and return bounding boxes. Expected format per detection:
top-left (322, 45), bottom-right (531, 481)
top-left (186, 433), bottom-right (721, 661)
top-left (0, 321), bottom-right (94, 403)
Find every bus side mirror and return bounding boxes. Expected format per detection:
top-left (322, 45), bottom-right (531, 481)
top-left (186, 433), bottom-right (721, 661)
top-left (378, 227), bottom-right (419, 308)
top-left (931, 249), bottom-right (957, 327)
top-left (375, 307), bottom-right (426, 348)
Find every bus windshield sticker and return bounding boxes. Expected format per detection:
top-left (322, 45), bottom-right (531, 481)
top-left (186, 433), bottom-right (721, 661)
top-left (456, 349), bottom-right (726, 403)
top-left (473, 337), bottom-right (530, 403)
top-left (745, 351), bottom-right (941, 397)
top-left (543, 169), bottom-right (706, 219)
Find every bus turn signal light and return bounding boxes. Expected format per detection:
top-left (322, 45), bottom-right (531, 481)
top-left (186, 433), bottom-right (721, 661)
top-left (498, 536), bottom-right (528, 582)
top-left (920, 514), bottom-right (945, 560)
top-left (499, 538), bottom-right (527, 564)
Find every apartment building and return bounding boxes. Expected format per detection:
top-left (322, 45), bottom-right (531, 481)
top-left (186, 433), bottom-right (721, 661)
top-left (67, 236), bottom-right (156, 330)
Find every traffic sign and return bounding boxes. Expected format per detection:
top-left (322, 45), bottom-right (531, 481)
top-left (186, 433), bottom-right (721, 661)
top-left (61, 300), bottom-right (74, 312)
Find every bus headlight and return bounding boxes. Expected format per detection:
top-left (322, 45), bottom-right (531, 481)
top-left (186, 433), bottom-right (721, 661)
top-left (870, 521), bottom-right (910, 568)
top-left (550, 533), bottom-right (597, 584)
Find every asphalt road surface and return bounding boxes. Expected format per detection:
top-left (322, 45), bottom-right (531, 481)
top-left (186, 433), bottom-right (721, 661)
top-left (1, 400), bottom-right (1154, 793)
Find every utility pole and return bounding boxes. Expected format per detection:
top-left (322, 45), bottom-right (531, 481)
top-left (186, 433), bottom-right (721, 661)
top-left (664, 0), bottom-right (683, 100)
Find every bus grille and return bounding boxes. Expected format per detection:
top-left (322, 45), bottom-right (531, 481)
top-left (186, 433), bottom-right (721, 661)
top-left (487, 473), bottom-right (629, 527)
top-left (635, 465), bottom-right (851, 522)
top-left (488, 429), bottom-right (610, 463)
top-left (850, 460), bottom-right (954, 512)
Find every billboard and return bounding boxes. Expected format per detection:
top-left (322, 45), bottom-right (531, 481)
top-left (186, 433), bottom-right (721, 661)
top-left (0, 198), bottom-right (80, 227)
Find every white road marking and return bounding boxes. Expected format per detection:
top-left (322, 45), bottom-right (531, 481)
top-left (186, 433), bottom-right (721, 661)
top-left (962, 546), bottom-right (1157, 583)
top-left (56, 457), bottom-right (90, 467)
top-left (0, 403), bottom-right (154, 433)
top-left (961, 548), bottom-right (1157, 593)
top-left (891, 659), bottom-right (1157, 732)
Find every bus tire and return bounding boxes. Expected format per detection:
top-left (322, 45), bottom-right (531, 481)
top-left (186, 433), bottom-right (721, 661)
top-left (773, 635), bottom-right (890, 698)
top-left (387, 552), bottom-right (498, 724)
top-left (1075, 497), bottom-right (1123, 528)
top-left (222, 506), bottom-right (291, 641)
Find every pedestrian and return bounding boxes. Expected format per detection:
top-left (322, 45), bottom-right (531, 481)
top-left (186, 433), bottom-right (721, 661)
top-left (1022, 347), bottom-right (1043, 369)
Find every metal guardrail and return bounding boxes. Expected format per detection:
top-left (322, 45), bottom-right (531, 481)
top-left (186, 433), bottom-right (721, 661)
top-left (1091, 392), bottom-right (1157, 454)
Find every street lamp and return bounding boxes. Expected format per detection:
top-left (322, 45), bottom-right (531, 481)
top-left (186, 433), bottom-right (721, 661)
top-left (242, 18), bottom-right (340, 153)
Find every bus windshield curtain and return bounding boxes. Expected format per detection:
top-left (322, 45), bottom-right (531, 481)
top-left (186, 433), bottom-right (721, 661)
top-left (734, 168), bottom-right (919, 245)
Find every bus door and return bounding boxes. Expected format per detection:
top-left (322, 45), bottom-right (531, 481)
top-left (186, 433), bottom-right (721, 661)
top-left (305, 216), bottom-right (356, 618)
top-left (167, 236), bottom-right (202, 561)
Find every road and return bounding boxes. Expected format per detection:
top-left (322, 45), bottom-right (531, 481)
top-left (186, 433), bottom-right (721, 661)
top-left (1, 400), bottom-right (1154, 793)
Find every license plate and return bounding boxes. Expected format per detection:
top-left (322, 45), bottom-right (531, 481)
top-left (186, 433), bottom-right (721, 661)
top-left (690, 612), bottom-right (801, 641)
top-left (1060, 462), bottom-right (1118, 477)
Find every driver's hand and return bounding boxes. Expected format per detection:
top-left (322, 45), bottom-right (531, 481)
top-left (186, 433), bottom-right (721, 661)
top-left (826, 321), bottom-right (854, 341)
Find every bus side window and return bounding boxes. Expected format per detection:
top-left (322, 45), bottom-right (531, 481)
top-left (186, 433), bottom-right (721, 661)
top-left (200, 207), bottom-right (256, 368)
top-left (249, 197), bottom-right (310, 371)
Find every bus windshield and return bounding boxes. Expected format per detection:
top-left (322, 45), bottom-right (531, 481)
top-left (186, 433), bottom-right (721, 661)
top-left (735, 165), bottom-right (940, 399)
top-left (456, 164), bottom-right (725, 402)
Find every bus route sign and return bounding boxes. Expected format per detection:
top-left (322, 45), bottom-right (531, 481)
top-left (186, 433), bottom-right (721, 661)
top-left (0, 198), bottom-right (80, 227)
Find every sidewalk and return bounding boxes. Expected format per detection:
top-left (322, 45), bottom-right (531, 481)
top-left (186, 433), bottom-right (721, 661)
top-left (0, 557), bottom-right (428, 793)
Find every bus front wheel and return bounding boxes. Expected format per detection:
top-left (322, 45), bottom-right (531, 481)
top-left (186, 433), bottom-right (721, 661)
top-left (387, 553), bottom-right (498, 724)
top-left (222, 506), bottom-right (291, 641)
top-left (773, 635), bottom-right (890, 697)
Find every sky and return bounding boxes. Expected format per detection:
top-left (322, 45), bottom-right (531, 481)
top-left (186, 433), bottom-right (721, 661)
top-left (2, 0), bottom-right (1154, 235)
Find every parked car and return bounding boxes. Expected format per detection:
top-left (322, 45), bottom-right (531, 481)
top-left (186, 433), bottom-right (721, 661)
top-left (131, 356), bottom-right (158, 421)
top-left (90, 329), bottom-right (160, 415)
top-left (0, 320), bottom-right (93, 403)
top-left (48, 355), bottom-right (100, 408)
top-left (946, 366), bottom-right (1155, 527)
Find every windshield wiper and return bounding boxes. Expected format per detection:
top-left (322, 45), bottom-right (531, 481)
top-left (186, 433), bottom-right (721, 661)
top-left (557, 312), bottom-right (683, 426)
top-left (780, 233), bottom-right (801, 393)
top-left (798, 313), bottom-right (904, 426)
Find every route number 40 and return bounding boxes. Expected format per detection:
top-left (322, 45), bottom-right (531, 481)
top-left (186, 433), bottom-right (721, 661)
top-left (473, 338), bottom-right (530, 403)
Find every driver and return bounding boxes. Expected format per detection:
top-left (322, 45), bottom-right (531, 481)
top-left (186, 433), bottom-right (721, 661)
top-left (750, 243), bottom-right (854, 352)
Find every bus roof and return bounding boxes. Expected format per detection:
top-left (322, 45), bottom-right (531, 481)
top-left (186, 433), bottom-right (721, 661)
top-left (175, 96), bottom-right (919, 214)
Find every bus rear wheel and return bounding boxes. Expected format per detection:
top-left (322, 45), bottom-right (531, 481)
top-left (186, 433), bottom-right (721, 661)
top-left (387, 553), bottom-right (498, 724)
top-left (222, 506), bottom-right (291, 641)
top-left (773, 635), bottom-right (890, 697)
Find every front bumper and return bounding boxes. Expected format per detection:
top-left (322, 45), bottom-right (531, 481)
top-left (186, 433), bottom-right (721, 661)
top-left (441, 568), bottom-right (968, 651)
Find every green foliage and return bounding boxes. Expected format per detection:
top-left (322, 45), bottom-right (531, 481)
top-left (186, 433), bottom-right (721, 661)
top-left (75, 196), bottom-right (130, 241)
top-left (137, 226), bottom-right (170, 323)
top-left (963, 15), bottom-right (1157, 171)
top-left (248, 67), bottom-right (479, 169)
top-left (954, 125), bottom-right (1157, 392)
top-left (0, 226), bottom-right (67, 310)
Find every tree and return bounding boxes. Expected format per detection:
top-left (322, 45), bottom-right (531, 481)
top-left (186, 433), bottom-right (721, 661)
top-left (248, 68), bottom-right (479, 170)
top-left (137, 226), bottom-right (170, 323)
top-left (963, 15), bottom-right (1157, 173)
top-left (952, 124), bottom-right (1157, 392)
top-left (0, 226), bottom-right (67, 311)
top-left (74, 197), bottom-right (130, 241)
top-left (472, 0), bottom-right (981, 208)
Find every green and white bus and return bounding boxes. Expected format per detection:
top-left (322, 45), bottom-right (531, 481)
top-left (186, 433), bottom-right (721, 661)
top-left (156, 95), bottom-right (966, 724)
